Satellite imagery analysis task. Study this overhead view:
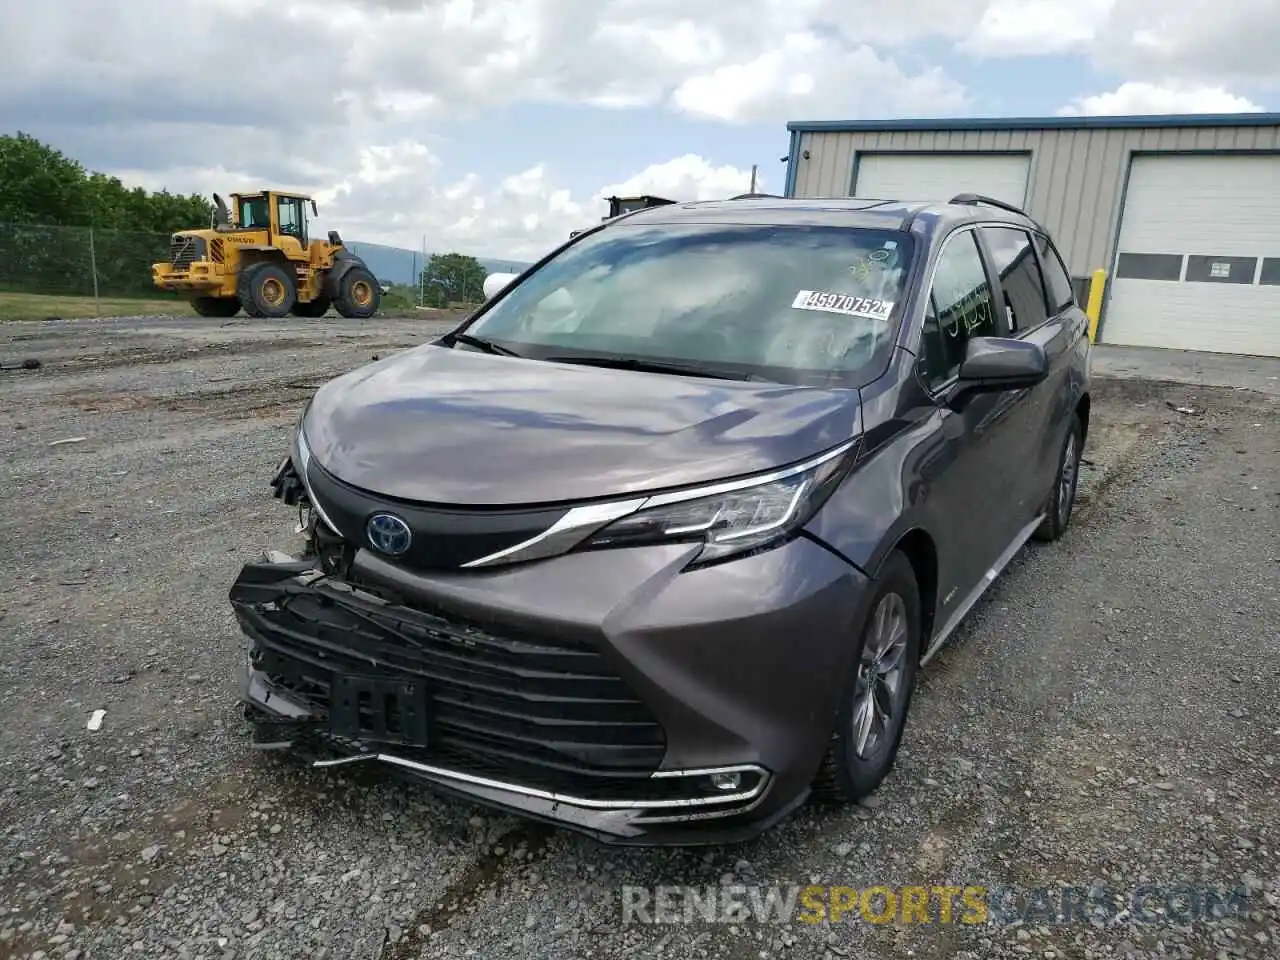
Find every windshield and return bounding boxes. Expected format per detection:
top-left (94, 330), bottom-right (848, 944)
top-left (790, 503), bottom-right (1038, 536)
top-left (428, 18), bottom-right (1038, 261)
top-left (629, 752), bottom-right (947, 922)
top-left (238, 196), bottom-right (269, 229)
top-left (463, 223), bottom-right (914, 386)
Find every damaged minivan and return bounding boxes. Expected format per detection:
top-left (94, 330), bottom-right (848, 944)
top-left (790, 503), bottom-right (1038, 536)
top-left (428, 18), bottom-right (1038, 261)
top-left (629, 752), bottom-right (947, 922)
top-left (229, 194), bottom-right (1091, 845)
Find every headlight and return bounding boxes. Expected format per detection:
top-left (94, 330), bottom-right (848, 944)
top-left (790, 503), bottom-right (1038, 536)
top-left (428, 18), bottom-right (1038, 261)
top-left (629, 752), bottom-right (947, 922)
top-left (582, 441), bottom-right (857, 566)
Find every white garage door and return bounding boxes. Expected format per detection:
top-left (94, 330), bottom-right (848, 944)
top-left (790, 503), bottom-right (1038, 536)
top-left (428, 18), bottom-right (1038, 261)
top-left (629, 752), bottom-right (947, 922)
top-left (1104, 155), bottom-right (1280, 357)
top-left (853, 154), bottom-right (1030, 207)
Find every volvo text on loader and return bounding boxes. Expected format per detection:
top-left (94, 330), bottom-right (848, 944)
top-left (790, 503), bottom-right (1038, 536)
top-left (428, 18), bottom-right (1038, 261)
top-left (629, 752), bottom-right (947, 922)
top-left (152, 191), bottom-right (382, 319)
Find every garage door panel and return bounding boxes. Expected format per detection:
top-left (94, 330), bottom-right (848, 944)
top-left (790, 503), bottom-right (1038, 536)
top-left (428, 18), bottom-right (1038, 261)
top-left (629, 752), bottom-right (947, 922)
top-left (1104, 154), bottom-right (1280, 357)
top-left (853, 154), bottom-right (1030, 207)
top-left (1116, 155), bottom-right (1280, 254)
top-left (1106, 281), bottom-right (1280, 356)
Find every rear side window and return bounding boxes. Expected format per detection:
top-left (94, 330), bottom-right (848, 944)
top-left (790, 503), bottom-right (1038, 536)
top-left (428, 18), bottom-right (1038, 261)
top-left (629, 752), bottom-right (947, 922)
top-left (1034, 233), bottom-right (1076, 314)
top-left (918, 230), bottom-right (998, 388)
top-left (981, 226), bottom-right (1049, 332)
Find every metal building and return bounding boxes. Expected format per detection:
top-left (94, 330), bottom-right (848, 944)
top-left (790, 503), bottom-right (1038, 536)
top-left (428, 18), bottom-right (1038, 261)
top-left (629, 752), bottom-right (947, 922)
top-left (783, 113), bottom-right (1280, 357)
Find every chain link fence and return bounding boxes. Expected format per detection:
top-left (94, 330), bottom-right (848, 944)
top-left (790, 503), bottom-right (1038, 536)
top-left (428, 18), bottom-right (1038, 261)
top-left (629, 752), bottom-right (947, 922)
top-left (0, 222), bottom-right (176, 300)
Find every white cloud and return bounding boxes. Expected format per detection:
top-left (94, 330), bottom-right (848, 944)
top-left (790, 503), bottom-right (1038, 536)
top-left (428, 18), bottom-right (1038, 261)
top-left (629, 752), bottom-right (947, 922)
top-left (1058, 81), bottom-right (1265, 116)
top-left (960, 0), bottom-right (1116, 57)
top-left (3, 0), bottom-right (1277, 261)
top-left (672, 34), bottom-right (969, 123)
top-left (1, 1), bottom-right (973, 143)
top-left (600, 154), bottom-right (765, 201)
top-left (1093, 0), bottom-right (1280, 86)
top-left (955, 0), bottom-right (1280, 90)
top-left (127, 147), bottom-right (760, 262)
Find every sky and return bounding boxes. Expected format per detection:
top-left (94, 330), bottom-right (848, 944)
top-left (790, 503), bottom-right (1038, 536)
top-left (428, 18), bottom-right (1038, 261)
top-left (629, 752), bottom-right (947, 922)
top-left (2, 0), bottom-right (1277, 262)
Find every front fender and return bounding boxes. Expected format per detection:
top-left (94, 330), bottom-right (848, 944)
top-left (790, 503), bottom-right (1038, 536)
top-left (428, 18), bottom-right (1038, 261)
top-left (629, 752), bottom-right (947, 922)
top-left (803, 406), bottom-right (943, 579)
top-left (322, 253), bottom-right (366, 299)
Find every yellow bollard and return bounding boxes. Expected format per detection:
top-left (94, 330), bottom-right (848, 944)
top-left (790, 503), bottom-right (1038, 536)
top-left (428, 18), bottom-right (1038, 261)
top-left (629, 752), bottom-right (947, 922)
top-left (1085, 268), bottom-right (1106, 343)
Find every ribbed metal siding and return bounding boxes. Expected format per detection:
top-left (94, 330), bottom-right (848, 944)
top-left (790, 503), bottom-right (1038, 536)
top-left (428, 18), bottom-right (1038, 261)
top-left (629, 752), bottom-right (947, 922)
top-left (791, 125), bottom-right (1280, 276)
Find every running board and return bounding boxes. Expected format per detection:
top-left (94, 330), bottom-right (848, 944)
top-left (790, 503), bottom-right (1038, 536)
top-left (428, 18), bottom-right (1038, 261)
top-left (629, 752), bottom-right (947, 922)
top-left (920, 514), bottom-right (1044, 666)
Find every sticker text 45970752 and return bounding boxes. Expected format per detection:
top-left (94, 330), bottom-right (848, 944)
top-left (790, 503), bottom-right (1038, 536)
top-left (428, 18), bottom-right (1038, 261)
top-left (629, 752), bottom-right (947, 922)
top-left (791, 290), bottom-right (893, 321)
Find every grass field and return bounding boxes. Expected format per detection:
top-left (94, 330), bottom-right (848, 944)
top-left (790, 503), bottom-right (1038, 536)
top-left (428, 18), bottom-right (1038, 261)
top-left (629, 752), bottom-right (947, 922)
top-left (0, 292), bottom-right (195, 321)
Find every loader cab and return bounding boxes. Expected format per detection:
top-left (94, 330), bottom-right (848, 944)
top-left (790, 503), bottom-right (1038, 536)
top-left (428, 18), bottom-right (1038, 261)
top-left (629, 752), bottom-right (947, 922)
top-left (232, 191), bottom-right (319, 246)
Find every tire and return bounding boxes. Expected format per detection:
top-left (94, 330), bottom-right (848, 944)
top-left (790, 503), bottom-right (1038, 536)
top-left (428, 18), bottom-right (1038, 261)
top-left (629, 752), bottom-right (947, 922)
top-left (237, 262), bottom-right (296, 319)
top-left (333, 266), bottom-right (380, 319)
top-left (1032, 413), bottom-right (1083, 542)
top-left (812, 549), bottom-right (922, 804)
top-left (190, 296), bottom-right (240, 318)
top-left (291, 296), bottom-right (331, 318)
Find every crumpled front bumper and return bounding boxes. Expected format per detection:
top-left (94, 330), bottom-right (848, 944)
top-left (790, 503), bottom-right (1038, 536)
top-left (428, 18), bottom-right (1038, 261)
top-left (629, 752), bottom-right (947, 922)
top-left (229, 535), bottom-right (869, 845)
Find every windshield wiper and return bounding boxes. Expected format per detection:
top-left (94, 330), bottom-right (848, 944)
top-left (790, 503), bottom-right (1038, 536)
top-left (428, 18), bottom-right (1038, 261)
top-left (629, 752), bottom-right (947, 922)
top-left (449, 332), bottom-right (523, 357)
top-left (545, 354), bottom-right (771, 382)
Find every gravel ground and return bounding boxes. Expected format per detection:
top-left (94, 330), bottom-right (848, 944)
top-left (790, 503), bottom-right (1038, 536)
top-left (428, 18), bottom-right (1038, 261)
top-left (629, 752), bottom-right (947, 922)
top-left (1, 316), bottom-right (1277, 960)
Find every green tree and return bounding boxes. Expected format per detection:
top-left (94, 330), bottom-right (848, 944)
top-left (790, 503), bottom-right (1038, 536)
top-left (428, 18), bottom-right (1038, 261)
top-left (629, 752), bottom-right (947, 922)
top-left (420, 252), bottom-right (487, 307)
top-left (0, 131), bottom-right (212, 233)
top-left (0, 132), bottom-right (93, 225)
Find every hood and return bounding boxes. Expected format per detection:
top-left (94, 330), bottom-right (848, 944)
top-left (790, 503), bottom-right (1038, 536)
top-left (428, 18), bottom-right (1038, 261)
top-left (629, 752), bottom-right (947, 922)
top-left (303, 343), bottom-right (863, 506)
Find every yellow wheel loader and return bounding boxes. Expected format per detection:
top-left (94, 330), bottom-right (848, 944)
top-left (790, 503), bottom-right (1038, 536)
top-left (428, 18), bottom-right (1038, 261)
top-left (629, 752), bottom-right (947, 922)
top-left (151, 191), bottom-right (381, 319)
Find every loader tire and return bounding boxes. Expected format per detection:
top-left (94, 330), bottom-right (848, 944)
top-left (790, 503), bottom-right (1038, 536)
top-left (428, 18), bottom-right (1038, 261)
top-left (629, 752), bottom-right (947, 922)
top-left (238, 262), bottom-right (296, 319)
top-left (334, 266), bottom-right (380, 319)
top-left (291, 296), bottom-right (331, 318)
top-left (191, 296), bottom-right (240, 318)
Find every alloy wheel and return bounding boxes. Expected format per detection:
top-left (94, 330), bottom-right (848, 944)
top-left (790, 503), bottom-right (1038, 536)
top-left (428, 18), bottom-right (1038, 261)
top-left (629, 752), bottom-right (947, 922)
top-left (852, 592), bottom-right (908, 760)
top-left (1059, 432), bottom-right (1078, 527)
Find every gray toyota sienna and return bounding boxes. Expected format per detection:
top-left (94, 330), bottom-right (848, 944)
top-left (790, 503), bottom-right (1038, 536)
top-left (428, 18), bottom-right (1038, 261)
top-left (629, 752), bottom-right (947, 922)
top-left (230, 194), bottom-right (1091, 845)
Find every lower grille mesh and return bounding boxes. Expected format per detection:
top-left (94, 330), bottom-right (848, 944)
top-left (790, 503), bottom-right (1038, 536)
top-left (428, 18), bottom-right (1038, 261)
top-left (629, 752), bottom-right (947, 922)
top-left (232, 576), bottom-right (667, 795)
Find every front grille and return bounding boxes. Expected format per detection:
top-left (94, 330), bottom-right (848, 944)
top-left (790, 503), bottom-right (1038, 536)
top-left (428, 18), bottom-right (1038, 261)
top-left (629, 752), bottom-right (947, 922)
top-left (231, 573), bottom-right (667, 796)
top-left (305, 458), bottom-right (570, 572)
top-left (169, 235), bottom-right (206, 268)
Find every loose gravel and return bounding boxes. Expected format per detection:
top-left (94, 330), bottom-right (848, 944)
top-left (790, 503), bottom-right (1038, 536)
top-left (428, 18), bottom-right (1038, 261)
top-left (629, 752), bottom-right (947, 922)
top-left (1, 316), bottom-right (1277, 960)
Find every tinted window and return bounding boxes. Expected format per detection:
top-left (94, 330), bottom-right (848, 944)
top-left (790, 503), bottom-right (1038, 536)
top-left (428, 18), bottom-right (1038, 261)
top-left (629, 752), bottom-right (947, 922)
top-left (982, 226), bottom-right (1049, 332)
top-left (467, 224), bottom-right (915, 386)
top-left (918, 231), bottom-right (997, 387)
top-left (1034, 233), bottom-right (1076, 313)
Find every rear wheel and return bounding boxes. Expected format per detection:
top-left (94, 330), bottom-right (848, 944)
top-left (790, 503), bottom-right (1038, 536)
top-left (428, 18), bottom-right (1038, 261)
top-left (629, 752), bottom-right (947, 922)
top-left (291, 296), bottom-right (331, 318)
top-left (1033, 413), bottom-right (1083, 542)
top-left (334, 266), bottom-right (380, 319)
top-left (238, 263), bottom-right (296, 319)
top-left (190, 296), bottom-right (240, 318)
top-left (812, 550), bottom-right (922, 803)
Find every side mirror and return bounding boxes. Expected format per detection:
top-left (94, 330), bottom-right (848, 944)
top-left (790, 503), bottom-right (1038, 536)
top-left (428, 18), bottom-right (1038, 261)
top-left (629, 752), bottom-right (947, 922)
top-left (955, 336), bottom-right (1048, 393)
top-left (311, 200), bottom-right (319, 216)
top-left (482, 272), bottom-right (519, 301)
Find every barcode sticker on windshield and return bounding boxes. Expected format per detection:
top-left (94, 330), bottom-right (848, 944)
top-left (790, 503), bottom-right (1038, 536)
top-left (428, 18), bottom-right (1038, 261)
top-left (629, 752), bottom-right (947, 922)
top-left (791, 290), bottom-right (893, 321)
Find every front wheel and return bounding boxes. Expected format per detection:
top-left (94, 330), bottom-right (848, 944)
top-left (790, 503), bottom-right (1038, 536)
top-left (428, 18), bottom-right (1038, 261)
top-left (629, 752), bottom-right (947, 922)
top-left (333, 266), bottom-right (380, 319)
top-left (238, 263), bottom-right (296, 319)
top-left (1033, 412), bottom-right (1083, 542)
top-left (812, 549), bottom-right (922, 803)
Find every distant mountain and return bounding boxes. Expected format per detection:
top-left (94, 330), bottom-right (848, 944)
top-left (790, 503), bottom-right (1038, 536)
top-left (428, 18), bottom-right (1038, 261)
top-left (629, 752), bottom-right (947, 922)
top-left (341, 239), bottom-right (532, 286)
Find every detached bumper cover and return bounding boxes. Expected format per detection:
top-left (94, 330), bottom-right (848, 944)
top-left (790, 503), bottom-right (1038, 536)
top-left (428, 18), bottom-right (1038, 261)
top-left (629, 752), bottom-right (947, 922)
top-left (229, 537), bottom-right (869, 844)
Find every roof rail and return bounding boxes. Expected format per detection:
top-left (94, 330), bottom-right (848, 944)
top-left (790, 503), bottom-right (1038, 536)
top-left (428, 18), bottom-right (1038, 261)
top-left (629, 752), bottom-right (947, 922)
top-left (948, 193), bottom-right (1028, 216)
top-left (948, 192), bottom-right (1046, 228)
top-left (728, 192), bottom-right (784, 200)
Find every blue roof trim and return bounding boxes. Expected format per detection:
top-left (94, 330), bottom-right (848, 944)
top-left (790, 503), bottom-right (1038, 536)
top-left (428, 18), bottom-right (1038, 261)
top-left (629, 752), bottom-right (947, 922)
top-left (786, 113), bottom-right (1280, 133)
top-left (783, 129), bottom-right (799, 198)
